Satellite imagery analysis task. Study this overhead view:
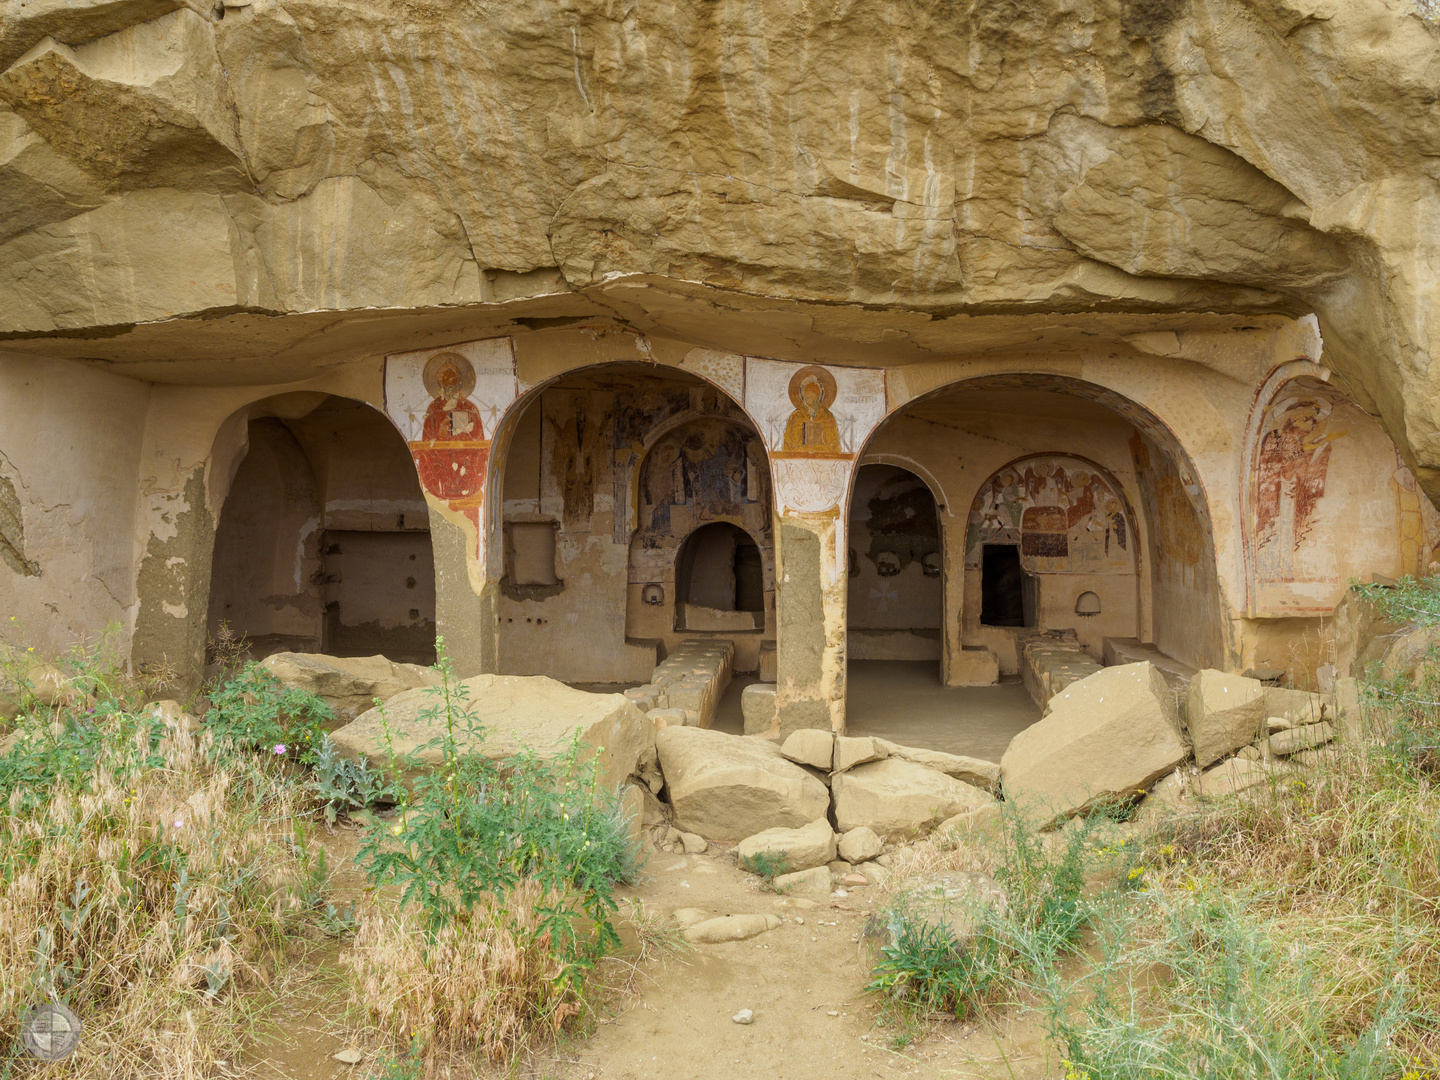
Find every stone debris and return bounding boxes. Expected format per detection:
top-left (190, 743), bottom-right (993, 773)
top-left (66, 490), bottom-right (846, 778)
top-left (836, 825), bottom-right (883, 865)
top-left (1184, 669), bottom-right (1267, 768)
top-left (1001, 662), bottom-right (1187, 825)
top-left (671, 907), bottom-right (713, 928)
top-left (679, 831), bottom-right (708, 854)
top-left (330, 674), bottom-right (653, 794)
top-left (332, 1049), bottom-right (364, 1065)
top-left (147, 698), bottom-right (201, 733)
top-left (260, 652), bottom-right (441, 728)
top-left (646, 707), bottom-right (691, 728)
top-left (655, 726), bottom-right (829, 840)
top-left (1198, 756), bottom-right (1274, 796)
top-left (872, 739), bottom-right (1000, 793)
top-left (831, 757), bottom-right (994, 840)
top-left (1263, 686), bottom-right (1326, 728)
top-left (840, 873), bottom-right (868, 887)
top-left (779, 727), bottom-right (834, 770)
top-left (832, 735), bottom-right (884, 773)
top-left (737, 817), bottom-right (836, 874)
top-left (771, 866), bottom-right (832, 900)
top-left (682, 914), bottom-right (781, 944)
top-left (1269, 721), bottom-right (1336, 757)
top-left (731, 1009), bottom-right (754, 1025)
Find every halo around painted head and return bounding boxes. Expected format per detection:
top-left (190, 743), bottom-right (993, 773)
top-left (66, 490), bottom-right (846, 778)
top-left (421, 352), bottom-right (477, 401)
top-left (787, 364), bottom-right (837, 410)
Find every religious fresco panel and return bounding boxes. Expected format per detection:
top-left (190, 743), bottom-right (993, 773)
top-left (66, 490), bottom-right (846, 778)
top-left (965, 456), bottom-right (1134, 575)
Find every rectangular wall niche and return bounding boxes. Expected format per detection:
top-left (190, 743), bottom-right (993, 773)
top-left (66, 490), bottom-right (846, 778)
top-left (508, 521), bottom-right (559, 586)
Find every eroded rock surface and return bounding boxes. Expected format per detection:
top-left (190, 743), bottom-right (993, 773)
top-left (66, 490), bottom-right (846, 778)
top-left (4, 1), bottom-right (1440, 501)
top-left (261, 652), bottom-right (441, 728)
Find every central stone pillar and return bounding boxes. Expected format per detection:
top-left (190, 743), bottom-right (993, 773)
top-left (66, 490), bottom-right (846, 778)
top-left (774, 513), bottom-right (847, 735)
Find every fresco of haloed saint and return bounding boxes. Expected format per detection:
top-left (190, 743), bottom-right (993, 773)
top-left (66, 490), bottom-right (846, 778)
top-left (966, 457), bottom-right (1132, 574)
top-left (1252, 393), bottom-right (1340, 585)
top-left (384, 339), bottom-right (518, 560)
top-left (744, 358), bottom-right (886, 517)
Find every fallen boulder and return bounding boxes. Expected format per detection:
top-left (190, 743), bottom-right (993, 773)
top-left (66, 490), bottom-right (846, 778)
top-left (330, 674), bottom-right (653, 794)
top-left (780, 728), bottom-right (834, 769)
top-left (682, 913), bottom-right (781, 944)
top-left (772, 866), bottom-right (832, 900)
top-left (655, 726), bottom-right (830, 840)
top-left (831, 758), bottom-right (994, 840)
top-left (261, 652), bottom-right (441, 728)
top-left (1269, 721), bottom-right (1335, 756)
top-left (737, 818), bottom-right (836, 874)
top-left (1184, 669), bottom-right (1266, 767)
top-left (837, 825), bottom-right (883, 864)
top-left (832, 735), bottom-right (885, 773)
top-left (742, 683), bottom-right (778, 734)
top-left (1000, 662), bottom-right (1187, 825)
top-left (874, 739), bottom-right (1000, 793)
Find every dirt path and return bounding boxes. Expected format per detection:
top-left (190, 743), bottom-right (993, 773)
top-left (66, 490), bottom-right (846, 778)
top-left (532, 845), bottom-right (1053, 1080)
top-left (248, 828), bottom-right (1056, 1080)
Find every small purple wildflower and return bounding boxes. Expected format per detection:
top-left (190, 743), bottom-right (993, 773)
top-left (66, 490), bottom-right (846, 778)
top-left (273, 743), bottom-right (287, 756)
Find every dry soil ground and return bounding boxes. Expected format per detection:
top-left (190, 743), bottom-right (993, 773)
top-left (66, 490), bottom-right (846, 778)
top-left (238, 826), bottom-right (1056, 1080)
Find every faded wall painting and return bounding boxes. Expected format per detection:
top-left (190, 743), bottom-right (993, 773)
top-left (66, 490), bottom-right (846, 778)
top-left (965, 457), bottom-right (1133, 575)
top-left (1244, 380), bottom-right (1440, 615)
top-left (629, 417), bottom-right (771, 585)
top-left (745, 358), bottom-right (886, 516)
top-left (384, 337), bottom-right (518, 560)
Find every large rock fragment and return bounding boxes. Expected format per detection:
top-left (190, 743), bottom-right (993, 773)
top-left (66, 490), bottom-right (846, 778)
top-left (261, 652), bottom-right (441, 728)
top-left (1269, 721), bottom-right (1335, 757)
top-left (655, 726), bottom-right (829, 841)
top-left (737, 818), bottom-right (836, 874)
top-left (1184, 670), bottom-right (1266, 767)
top-left (682, 913), bottom-right (780, 944)
top-left (0, 13), bottom-right (245, 187)
top-left (873, 739), bottom-right (1000, 793)
top-left (831, 758), bottom-right (994, 840)
top-left (780, 727), bottom-right (833, 769)
top-left (330, 674), bottom-right (653, 795)
top-left (1000, 662), bottom-right (1187, 824)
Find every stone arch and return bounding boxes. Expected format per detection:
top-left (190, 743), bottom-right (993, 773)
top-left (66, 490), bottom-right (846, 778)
top-left (205, 392), bottom-right (436, 664)
top-left (852, 371), bottom-right (1223, 674)
top-left (490, 360), bottom-right (773, 682)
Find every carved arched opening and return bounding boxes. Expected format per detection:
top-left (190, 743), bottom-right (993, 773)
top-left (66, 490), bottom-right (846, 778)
top-left (206, 394), bottom-right (435, 664)
top-left (491, 362), bottom-right (772, 681)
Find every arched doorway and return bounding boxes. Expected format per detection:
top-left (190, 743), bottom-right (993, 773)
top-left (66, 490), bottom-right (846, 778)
top-left (676, 522), bottom-right (766, 623)
top-left (845, 464), bottom-right (943, 666)
top-left (492, 363), bottom-right (773, 684)
top-left (206, 395), bottom-right (436, 664)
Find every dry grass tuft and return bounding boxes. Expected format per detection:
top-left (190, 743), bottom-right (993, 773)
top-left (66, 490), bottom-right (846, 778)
top-left (0, 710), bottom-right (332, 1078)
top-left (347, 881), bottom-right (588, 1068)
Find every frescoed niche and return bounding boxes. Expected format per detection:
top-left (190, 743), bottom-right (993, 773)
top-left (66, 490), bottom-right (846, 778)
top-left (1244, 377), bottom-right (1440, 616)
top-left (627, 417), bottom-right (772, 589)
top-left (384, 338), bottom-right (518, 561)
top-left (744, 358), bottom-right (887, 516)
top-left (965, 457), bottom-right (1134, 574)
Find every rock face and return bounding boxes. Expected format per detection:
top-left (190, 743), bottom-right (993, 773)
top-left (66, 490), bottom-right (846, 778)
top-left (655, 726), bottom-right (830, 841)
top-left (831, 758), bottom-right (994, 840)
top-left (1001, 662), bottom-right (1188, 824)
top-left (1185, 670), bottom-right (1266, 768)
top-left (261, 653), bottom-right (441, 728)
top-left (737, 818), bottom-right (836, 874)
top-left (329, 674), bottom-right (652, 794)
top-left (4, 0), bottom-right (1440, 519)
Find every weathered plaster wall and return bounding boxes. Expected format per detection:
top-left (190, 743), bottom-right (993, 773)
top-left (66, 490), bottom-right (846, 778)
top-left (0, 354), bottom-right (149, 659)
